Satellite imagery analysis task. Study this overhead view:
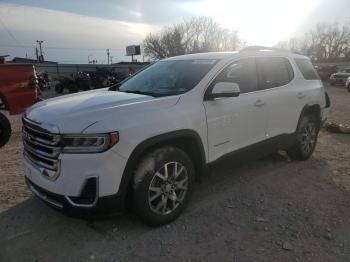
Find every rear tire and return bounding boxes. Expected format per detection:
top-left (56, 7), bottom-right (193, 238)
top-left (288, 114), bottom-right (319, 161)
top-left (132, 146), bottom-right (195, 226)
top-left (0, 112), bottom-right (12, 148)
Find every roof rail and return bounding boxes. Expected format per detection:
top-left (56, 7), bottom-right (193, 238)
top-left (240, 46), bottom-right (291, 53)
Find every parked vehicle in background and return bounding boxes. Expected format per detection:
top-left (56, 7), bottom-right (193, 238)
top-left (54, 75), bottom-right (76, 94)
top-left (37, 72), bottom-right (51, 91)
top-left (88, 68), bottom-right (128, 89)
top-left (329, 67), bottom-right (350, 86)
top-left (23, 47), bottom-right (330, 225)
top-left (315, 64), bottom-right (337, 81)
top-left (0, 63), bottom-right (40, 147)
top-left (55, 70), bottom-right (128, 94)
top-left (346, 76), bottom-right (350, 92)
top-left (55, 73), bottom-right (90, 94)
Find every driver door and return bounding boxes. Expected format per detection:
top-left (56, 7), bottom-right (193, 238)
top-left (203, 58), bottom-right (268, 162)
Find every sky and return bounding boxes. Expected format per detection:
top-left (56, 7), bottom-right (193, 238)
top-left (0, 0), bottom-right (349, 63)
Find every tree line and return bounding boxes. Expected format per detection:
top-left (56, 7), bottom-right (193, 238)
top-left (143, 17), bottom-right (243, 59)
top-left (143, 17), bottom-right (350, 62)
top-left (276, 22), bottom-right (350, 62)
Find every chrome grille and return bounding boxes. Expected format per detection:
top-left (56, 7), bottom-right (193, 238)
top-left (22, 117), bottom-right (61, 178)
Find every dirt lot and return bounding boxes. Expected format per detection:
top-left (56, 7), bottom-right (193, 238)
top-left (0, 84), bottom-right (349, 262)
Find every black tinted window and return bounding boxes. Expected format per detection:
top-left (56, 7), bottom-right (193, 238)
top-left (294, 59), bottom-right (320, 80)
top-left (257, 57), bottom-right (294, 89)
top-left (214, 58), bottom-right (257, 94)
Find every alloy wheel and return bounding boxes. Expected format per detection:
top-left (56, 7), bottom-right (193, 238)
top-left (148, 161), bottom-right (188, 215)
top-left (300, 123), bottom-right (317, 155)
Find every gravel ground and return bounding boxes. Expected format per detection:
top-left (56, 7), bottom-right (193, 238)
top-left (0, 84), bottom-right (349, 262)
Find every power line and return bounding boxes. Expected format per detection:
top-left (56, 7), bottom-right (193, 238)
top-left (0, 17), bottom-right (26, 51)
top-left (0, 43), bottom-right (124, 51)
top-left (46, 46), bottom-right (124, 51)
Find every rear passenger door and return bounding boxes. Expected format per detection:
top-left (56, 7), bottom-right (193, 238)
top-left (256, 57), bottom-right (297, 137)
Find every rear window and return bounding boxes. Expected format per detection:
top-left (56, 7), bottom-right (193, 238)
top-left (294, 59), bottom-right (320, 80)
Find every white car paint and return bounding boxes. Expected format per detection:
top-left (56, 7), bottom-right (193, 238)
top-left (23, 49), bottom-right (328, 203)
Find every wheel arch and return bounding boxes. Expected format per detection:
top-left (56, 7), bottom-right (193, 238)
top-left (117, 129), bottom-right (207, 205)
top-left (297, 104), bottom-right (321, 130)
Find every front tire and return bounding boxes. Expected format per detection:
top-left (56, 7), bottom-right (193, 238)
top-left (288, 114), bottom-right (319, 161)
top-left (132, 146), bottom-right (195, 226)
top-left (0, 112), bottom-right (12, 148)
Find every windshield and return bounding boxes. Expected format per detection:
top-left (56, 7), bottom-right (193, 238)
top-left (118, 59), bottom-right (217, 97)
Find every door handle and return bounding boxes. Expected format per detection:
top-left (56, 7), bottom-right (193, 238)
top-left (254, 99), bottom-right (265, 107)
top-left (297, 92), bottom-right (306, 99)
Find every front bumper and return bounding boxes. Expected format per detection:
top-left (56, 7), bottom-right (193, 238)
top-left (23, 147), bottom-right (127, 197)
top-left (23, 144), bottom-right (129, 213)
top-left (26, 177), bottom-right (125, 214)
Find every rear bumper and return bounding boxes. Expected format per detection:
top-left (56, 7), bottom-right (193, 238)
top-left (26, 177), bottom-right (125, 214)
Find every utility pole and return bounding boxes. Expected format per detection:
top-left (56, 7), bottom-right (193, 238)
top-left (110, 56), bottom-right (113, 64)
top-left (36, 40), bottom-right (44, 62)
top-left (106, 49), bottom-right (110, 64)
top-left (35, 47), bottom-right (39, 62)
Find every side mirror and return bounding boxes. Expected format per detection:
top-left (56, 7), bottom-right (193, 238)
top-left (208, 82), bottom-right (240, 99)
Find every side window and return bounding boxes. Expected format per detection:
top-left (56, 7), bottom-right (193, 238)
top-left (214, 58), bottom-right (258, 94)
top-left (256, 57), bottom-right (294, 90)
top-left (294, 58), bottom-right (320, 80)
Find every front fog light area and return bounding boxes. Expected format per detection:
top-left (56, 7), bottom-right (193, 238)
top-left (62, 132), bottom-right (119, 153)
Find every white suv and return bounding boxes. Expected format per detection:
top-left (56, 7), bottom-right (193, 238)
top-left (22, 47), bottom-right (330, 225)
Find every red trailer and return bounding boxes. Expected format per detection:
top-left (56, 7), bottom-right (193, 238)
top-left (0, 63), bottom-right (41, 147)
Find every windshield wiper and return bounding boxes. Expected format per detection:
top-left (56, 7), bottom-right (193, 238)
top-left (122, 90), bottom-right (160, 97)
top-left (109, 84), bottom-right (156, 96)
top-left (108, 82), bottom-right (122, 91)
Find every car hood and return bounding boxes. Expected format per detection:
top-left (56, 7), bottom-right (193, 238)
top-left (26, 89), bottom-right (180, 133)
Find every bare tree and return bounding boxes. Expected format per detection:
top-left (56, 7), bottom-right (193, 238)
top-left (276, 21), bottom-right (350, 61)
top-left (143, 17), bottom-right (243, 59)
top-left (275, 37), bottom-right (302, 52)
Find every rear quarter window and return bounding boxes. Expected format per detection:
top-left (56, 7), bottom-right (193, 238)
top-left (294, 58), bottom-right (320, 80)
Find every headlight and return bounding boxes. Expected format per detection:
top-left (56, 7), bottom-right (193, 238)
top-left (61, 132), bottom-right (119, 153)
